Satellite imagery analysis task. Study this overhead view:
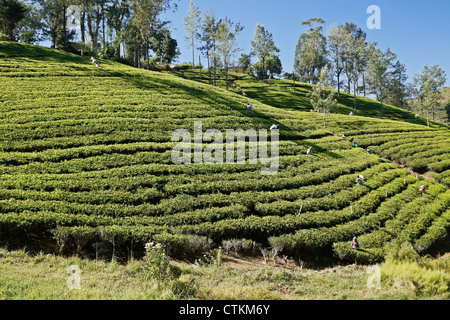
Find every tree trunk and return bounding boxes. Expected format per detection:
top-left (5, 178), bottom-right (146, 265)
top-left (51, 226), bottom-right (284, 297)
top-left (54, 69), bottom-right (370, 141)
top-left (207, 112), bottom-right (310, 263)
top-left (199, 55), bottom-right (202, 80)
top-left (213, 41), bottom-right (217, 86)
top-left (136, 46), bottom-right (141, 68)
top-left (337, 72), bottom-right (341, 99)
top-left (146, 40), bottom-right (150, 70)
top-left (353, 82), bottom-right (357, 113)
top-left (262, 57), bottom-right (265, 83)
top-left (63, 5), bottom-right (67, 51)
top-left (207, 51), bottom-right (211, 84)
top-left (115, 41), bottom-right (121, 59)
top-left (102, 5), bottom-right (106, 53)
top-left (225, 65), bottom-right (229, 90)
top-left (7, 22), bottom-right (15, 41)
top-left (81, 11), bottom-right (86, 56)
top-left (362, 72), bottom-right (366, 97)
top-left (87, 14), bottom-right (100, 57)
top-left (192, 37), bottom-right (195, 70)
top-left (213, 54), bottom-right (217, 86)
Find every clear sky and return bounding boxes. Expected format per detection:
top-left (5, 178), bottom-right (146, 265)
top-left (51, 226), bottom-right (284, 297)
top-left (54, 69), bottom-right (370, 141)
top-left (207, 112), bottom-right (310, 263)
top-left (160, 0), bottom-right (450, 87)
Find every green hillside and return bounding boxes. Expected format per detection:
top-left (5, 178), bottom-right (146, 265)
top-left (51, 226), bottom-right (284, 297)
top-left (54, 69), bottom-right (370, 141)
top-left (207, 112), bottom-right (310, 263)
top-left (174, 69), bottom-right (450, 186)
top-left (171, 68), bottom-right (447, 126)
top-left (0, 42), bottom-right (449, 264)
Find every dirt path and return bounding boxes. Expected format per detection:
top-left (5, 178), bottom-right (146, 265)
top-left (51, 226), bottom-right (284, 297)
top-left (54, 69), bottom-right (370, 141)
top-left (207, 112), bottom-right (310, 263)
top-left (172, 253), bottom-right (302, 271)
top-left (394, 161), bottom-right (438, 182)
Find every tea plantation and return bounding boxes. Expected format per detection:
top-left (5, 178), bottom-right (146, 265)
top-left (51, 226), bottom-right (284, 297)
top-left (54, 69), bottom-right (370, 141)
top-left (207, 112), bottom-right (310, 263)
top-left (0, 42), bottom-right (449, 264)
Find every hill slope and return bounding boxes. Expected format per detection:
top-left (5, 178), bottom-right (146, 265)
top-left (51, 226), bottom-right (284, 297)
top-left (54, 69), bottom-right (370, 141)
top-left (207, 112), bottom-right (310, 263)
top-left (171, 69), bottom-right (448, 126)
top-left (0, 42), bottom-right (449, 264)
top-left (174, 69), bottom-right (450, 187)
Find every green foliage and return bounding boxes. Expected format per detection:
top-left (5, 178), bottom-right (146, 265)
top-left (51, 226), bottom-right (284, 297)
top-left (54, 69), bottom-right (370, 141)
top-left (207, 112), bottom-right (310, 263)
top-left (0, 31), bottom-right (8, 41)
top-left (385, 241), bottom-right (420, 263)
top-left (144, 242), bottom-right (180, 289)
top-left (0, 42), bottom-right (448, 266)
top-left (381, 253), bottom-right (450, 298)
top-left (308, 66), bottom-right (337, 127)
top-left (294, 18), bottom-right (327, 84)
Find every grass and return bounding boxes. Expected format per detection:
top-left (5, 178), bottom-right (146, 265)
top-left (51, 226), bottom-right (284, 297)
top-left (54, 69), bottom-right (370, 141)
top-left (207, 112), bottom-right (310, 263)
top-left (1, 247), bottom-right (448, 300)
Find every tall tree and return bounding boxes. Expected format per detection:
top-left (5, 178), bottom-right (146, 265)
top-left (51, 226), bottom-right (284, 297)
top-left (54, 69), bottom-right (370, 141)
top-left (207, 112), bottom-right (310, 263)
top-left (216, 17), bottom-right (243, 90)
top-left (347, 37), bottom-right (371, 112)
top-left (251, 23), bottom-right (279, 83)
top-left (294, 18), bottom-right (327, 84)
top-left (308, 65), bottom-right (337, 128)
top-left (123, 16), bottom-right (142, 67)
top-left (34, 0), bottom-right (75, 50)
top-left (238, 52), bottom-right (253, 75)
top-left (360, 42), bottom-right (376, 97)
top-left (265, 54), bottom-right (283, 79)
top-left (85, 0), bottom-right (105, 57)
top-left (412, 65), bottom-right (447, 126)
top-left (200, 8), bottom-right (219, 85)
top-left (342, 22), bottom-right (366, 94)
top-left (445, 100), bottom-right (450, 123)
top-left (253, 54), bottom-right (283, 80)
top-left (385, 60), bottom-right (409, 109)
top-left (183, 0), bottom-right (201, 70)
top-left (106, 0), bottom-right (130, 58)
top-left (16, 0), bottom-right (43, 43)
top-left (366, 47), bottom-right (397, 118)
top-left (327, 23), bottom-right (351, 99)
top-left (0, 0), bottom-right (28, 41)
top-left (150, 26), bottom-right (179, 65)
top-left (132, 0), bottom-right (175, 69)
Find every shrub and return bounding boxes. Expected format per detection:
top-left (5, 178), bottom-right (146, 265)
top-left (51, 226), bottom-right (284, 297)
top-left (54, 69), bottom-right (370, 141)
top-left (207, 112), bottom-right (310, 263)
top-left (144, 242), bottom-right (180, 290)
top-left (384, 241), bottom-right (420, 263)
top-left (184, 234), bottom-right (214, 257)
top-left (173, 63), bottom-right (192, 71)
top-left (0, 32), bottom-right (8, 41)
top-left (221, 238), bottom-right (261, 255)
top-left (381, 260), bottom-right (450, 297)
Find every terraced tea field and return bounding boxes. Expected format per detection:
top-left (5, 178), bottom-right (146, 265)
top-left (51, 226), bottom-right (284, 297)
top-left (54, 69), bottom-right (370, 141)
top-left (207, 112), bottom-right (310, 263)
top-left (0, 42), bottom-right (449, 264)
top-left (178, 70), bottom-right (450, 188)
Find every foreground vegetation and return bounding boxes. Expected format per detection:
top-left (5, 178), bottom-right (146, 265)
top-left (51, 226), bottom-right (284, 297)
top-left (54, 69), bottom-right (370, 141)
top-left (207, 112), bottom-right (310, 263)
top-left (0, 245), bottom-right (449, 300)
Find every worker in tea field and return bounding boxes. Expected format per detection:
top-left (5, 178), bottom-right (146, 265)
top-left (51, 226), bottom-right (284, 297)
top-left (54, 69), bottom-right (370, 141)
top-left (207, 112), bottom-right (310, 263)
top-left (366, 147), bottom-right (372, 154)
top-left (270, 124), bottom-right (279, 130)
top-left (419, 185), bottom-right (426, 195)
top-left (351, 237), bottom-right (359, 249)
top-left (246, 102), bottom-right (254, 112)
top-left (340, 134), bottom-right (347, 141)
top-left (306, 147), bottom-right (313, 155)
top-left (90, 56), bottom-right (101, 67)
top-left (351, 139), bottom-right (359, 148)
top-left (356, 174), bottom-right (364, 185)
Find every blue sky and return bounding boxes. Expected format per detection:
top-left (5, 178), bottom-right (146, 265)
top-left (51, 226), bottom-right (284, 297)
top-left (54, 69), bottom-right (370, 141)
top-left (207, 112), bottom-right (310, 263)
top-left (160, 0), bottom-right (450, 87)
